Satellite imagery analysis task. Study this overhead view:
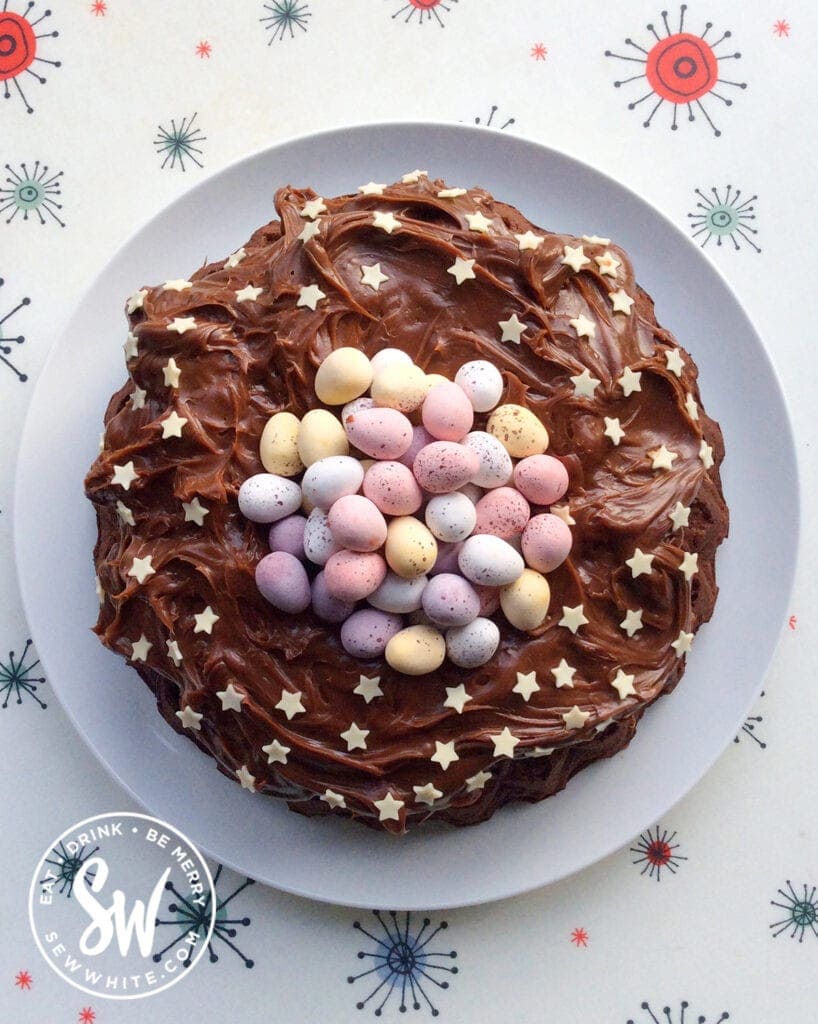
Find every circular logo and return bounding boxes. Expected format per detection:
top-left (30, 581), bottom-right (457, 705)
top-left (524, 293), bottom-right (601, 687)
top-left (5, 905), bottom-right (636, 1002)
top-left (29, 813), bottom-right (216, 1000)
top-left (645, 32), bottom-right (718, 104)
top-left (0, 12), bottom-right (36, 81)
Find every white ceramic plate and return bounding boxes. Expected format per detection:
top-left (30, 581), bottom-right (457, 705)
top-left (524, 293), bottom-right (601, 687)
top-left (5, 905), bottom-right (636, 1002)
top-left (15, 123), bottom-right (798, 910)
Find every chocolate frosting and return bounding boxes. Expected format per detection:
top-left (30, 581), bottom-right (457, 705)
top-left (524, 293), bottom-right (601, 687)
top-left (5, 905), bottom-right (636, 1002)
top-left (85, 176), bottom-right (728, 832)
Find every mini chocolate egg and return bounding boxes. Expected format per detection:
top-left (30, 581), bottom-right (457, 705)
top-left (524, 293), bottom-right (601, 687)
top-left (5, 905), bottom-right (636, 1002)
top-left (458, 534), bottom-right (525, 586)
top-left (428, 541), bottom-right (464, 576)
top-left (385, 624), bottom-right (446, 676)
top-left (424, 492), bottom-right (477, 543)
top-left (301, 455), bottom-right (365, 511)
top-left (445, 617), bottom-right (500, 668)
top-left (521, 513), bottom-right (573, 573)
top-left (311, 570), bottom-right (357, 623)
top-left (454, 360), bottom-right (504, 413)
top-left (255, 552), bottom-right (311, 613)
top-left (412, 442), bottom-right (481, 494)
top-left (369, 347), bottom-right (413, 376)
top-left (268, 514), bottom-right (307, 559)
top-left (421, 573), bottom-right (480, 628)
top-left (462, 431), bottom-right (514, 489)
top-left (474, 487), bottom-right (531, 539)
top-left (486, 404), bottom-right (549, 458)
top-left (513, 454), bottom-right (569, 506)
top-left (397, 425), bottom-right (435, 469)
top-left (259, 411), bottom-right (304, 477)
top-left (341, 396), bottom-right (375, 422)
top-left (303, 507), bottom-right (342, 566)
top-left (363, 461), bottom-right (424, 516)
top-left (298, 409), bottom-right (349, 466)
top-left (341, 609), bottom-right (404, 659)
top-left (370, 362), bottom-right (429, 413)
top-left (327, 494), bottom-right (388, 552)
top-left (343, 406), bottom-right (413, 460)
top-left (385, 516), bottom-right (438, 579)
top-left (315, 347), bottom-right (373, 405)
top-left (421, 381), bottom-right (474, 441)
top-left (500, 568), bottom-right (551, 631)
top-left (324, 550), bottom-right (387, 602)
top-left (238, 473), bottom-right (302, 524)
top-left (368, 572), bottom-right (428, 614)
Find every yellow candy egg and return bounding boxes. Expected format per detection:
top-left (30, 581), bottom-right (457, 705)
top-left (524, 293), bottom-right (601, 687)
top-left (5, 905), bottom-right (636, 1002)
top-left (371, 363), bottom-right (429, 413)
top-left (486, 404), bottom-right (549, 458)
top-left (424, 372), bottom-right (449, 390)
top-left (314, 347), bottom-right (373, 406)
top-left (259, 411), bottom-right (304, 477)
top-left (297, 409), bottom-right (349, 466)
top-left (385, 516), bottom-right (438, 579)
top-left (385, 625), bottom-right (446, 676)
top-left (500, 568), bottom-right (551, 631)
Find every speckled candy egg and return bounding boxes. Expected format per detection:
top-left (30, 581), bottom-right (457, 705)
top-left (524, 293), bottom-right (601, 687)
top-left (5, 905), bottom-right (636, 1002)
top-left (311, 570), bottom-right (357, 623)
top-left (340, 609), bottom-right (404, 660)
top-left (255, 552), bottom-right (311, 613)
top-left (368, 572), bottom-right (428, 614)
top-left (303, 507), bottom-right (341, 566)
top-left (369, 347), bottom-right (413, 376)
top-left (513, 454), bottom-right (569, 506)
top-left (412, 442), bottom-right (481, 494)
top-left (474, 487), bottom-right (531, 539)
top-left (343, 407), bottom-right (413, 460)
top-left (385, 624), bottom-right (446, 676)
top-left (421, 573), bottom-right (480, 628)
top-left (462, 431), bottom-right (513, 489)
top-left (324, 550), bottom-right (387, 602)
top-left (238, 473), bottom-right (302, 524)
top-left (314, 347), bottom-right (373, 405)
top-left (370, 362), bottom-right (429, 413)
top-left (458, 534), bottom-right (525, 587)
top-left (267, 514), bottom-right (307, 559)
top-left (424, 492), bottom-right (477, 543)
top-left (327, 494), bottom-right (388, 552)
top-left (385, 516), bottom-right (438, 579)
top-left (363, 461), bottom-right (423, 516)
top-left (421, 381), bottom-right (474, 442)
top-left (259, 411), bottom-right (304, 478)
top-left (297, 409), bottom-right (349, 466)
top-left (500, 568), bottom-right (551, 631)
top-left (486, 404), bottom-right (549, 458)
top-left (445, 617), bottom-right (500, 668)
top-left (521, 513), bottom-right (573, 573)
top-left (454, 360), bottom-right (504, 413)
top-left (341, 396), bottom-right (376, 422)
top-left (397, 425), bottom-right (434, 469)
top-left (301, 456), bottom-right (365, 511)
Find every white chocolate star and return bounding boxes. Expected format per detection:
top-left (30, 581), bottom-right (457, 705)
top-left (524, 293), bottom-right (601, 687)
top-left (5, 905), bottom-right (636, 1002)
top-left (559, 604), bottom-right (589, 633)
top-left (684, 393), bottom-right (699, 421)
top-left (669, 501), bottom-right (691, 531)
top-left (678, 551), bottom-right (699, 581)
top-left (163, 357), bottom-right (181, 388)
top-left (595, 251), bottom-right (621, 277)
top-left (447, 257), bottom-right (476, 285)
top-left (354, 675), bottom-right (383, 703)
top-left (182, 496), bottom-right (209, 526)
top-left (551, 503), bottom-right (576, 526)
top-left (297, 284), bottom-right (327, 311)
top-left (340, 722), bottom-right (369, 752)
top-left (168, 317), bottom-right (197, 335)
top-left (625, 548), bottom-right (654, 578)
top-left (276, 690), bottom-right (306, 720)
top-left (372, 210), bottom-right (401, 234)
top-left (490, 726), bottom-right (520, 758)
top-left (116, 500), bottom-right (135, 526)
top-left (123, 332), bottom-right (139, 360)
top-left (699, 440), bottom-right (714, 470)
top-left (176, 705), bottom-right (203, 731)
top-left (130, 634), bottom-right (153, 662)
top-left (609, 289), bottom-right (635, 314)
top-left (112, 461), bottom-right (138, 490)
top-left (374, 792), bottom-right (404, 822)
top-left (130, 386), bottom-right (146, 410)
top-left (582, 234), bottom-right (611, 245)
top-left (443, 684), bottom-right (472, 714)
top-left (320, 789), bottom-right (346, 809)
top-left (570, 368), bottom-right (601, 398)
top-left (360, 263), bottom-right (389, 291)
top-left (465, 769), bottom-right (492, 792)
top-left (569, 314), bottom-right (596, 340)
top-left (162, 279), bottom-right (193, 292)
top-left (562, 705), bottom-right (590, 730)
top-left (431, 740), bottom-right (459, 770)
top-left (672, 630), bottom-right (694, 656)
top-left (499, 313), bottom-right (525, 344)
top-left (618, 366), bottom-right (642, 396)
top-left (466, 210), bottom-right (493, 233)
top-left (620, 608), bottom-right (644, 637)
top-left (236, 284), bottom-right (263, 303)
top-left (437, 187), bottom-right (467, 198)
top-left (650, 444), bottom-right (678, 471)
top-left (664, 348), bottom-right (685, 377)
top-left (194, 605), bottom-right (220, 634)
top-left (512, 671), bottom-right (540, 701)
top-left (402, 169), bottom-right (427, 183)
top-left (611, 669), bottom-right (636, 699)
top-left (298, 220), bottom-right (321, 244)
top-left (358, 181), bottom-right (386, 196)
top-left (128, 555), bottom-right (155, 585)
top-left (300, 197), bottom-right (327, 219)
top-left (225, 247), bottom-right (247, 269)
top-left (161, 410), bottom-right (188, 439)
top-left (126, 289), bottom-right (148, 314)
top-left (596, 720), bottom-right (614, 734)
top-left (166, 639), bottom-right (183, 666)
top-left (551, 658), bottom-right (576, 688)
top-left (515, 230), bottom-right (544, 251)
top-left (413, 782), bottom-right (443, 806)
top-left (561, 245), bottom-right (590, 273)
top-left (262, 739), bottom-right (290, 765)
top-left (604, 417), bottom-right (625, 446)
top-left (235, 765), bottom-right (256, 791)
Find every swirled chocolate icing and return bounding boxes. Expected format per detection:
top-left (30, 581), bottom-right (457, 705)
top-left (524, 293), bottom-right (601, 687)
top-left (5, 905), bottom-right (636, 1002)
top-left (85, 175), bottom-right (728, 833)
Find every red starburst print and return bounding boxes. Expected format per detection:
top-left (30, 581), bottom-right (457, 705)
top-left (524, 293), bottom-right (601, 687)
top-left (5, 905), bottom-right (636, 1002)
top-left (530, 42), bottom-right (547, 61)
top-left (90, 0), bottom-right (106, 15)
top-left (0, 11), bottom-right (37, 81)
top-left (78, 1008), bottom-right (96, 1023)
top-left (773, 19), bottom-right (790, 37)
top-left (570, 927), bottom-right (589, 947)
top-left (195, 40), bottom-right (212, 58)
top-left (14, 970), bottom-right (32, 990)
top-left (788, 615), bottom-right (797, 630)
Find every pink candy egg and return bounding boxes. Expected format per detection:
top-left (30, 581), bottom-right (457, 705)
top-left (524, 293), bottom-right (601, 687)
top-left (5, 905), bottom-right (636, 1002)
top-left (268, 514), bottom-right (307, 559)
top-left (412, 442), bottom-right (481, 494)
top-left (343, 407), bottom-right (413, 460)
top-left (474, 487), bottom-right (531, 539)
top-left (521, 513), bottom-right (573, 573)
top-left (421, 573), bottom-right (481, 628)
top-left (340, 609), bottom-right (404, 659)
top-left (311, 570), bottom-right (357, 623)
top-left (398, 425), bottom-right (435, 469)
top-left (328, 494), bottom-right (388, 552)
top-left (363, 461), bottom-right (423, 516)
top-left (513, 455), bottom-right (569, 506)
top-left (324, 550), bottom-right (387, 602)
top-left (255, 552), bottom-right (311, 613)
top-left (421, 381), bottom-right (474, 442)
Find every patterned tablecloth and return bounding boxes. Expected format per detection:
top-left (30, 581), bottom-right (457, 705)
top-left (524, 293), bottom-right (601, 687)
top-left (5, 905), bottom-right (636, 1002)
top-left (2, 2), bottom-right (815, 1021)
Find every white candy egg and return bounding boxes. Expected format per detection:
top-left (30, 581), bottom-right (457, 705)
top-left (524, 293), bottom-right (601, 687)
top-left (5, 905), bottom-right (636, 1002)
top-left (445, 617), bottom-right (501, 668)
top-left (301, 456), bottom-right (364, 511)
top-left (369, 348), bottom-right (413, 376)
top-left (458, 534), bottom-right (525, 586)
top-left (424, 492), bottom-right (477, 543)
top-left (368, 572), bottom-right (428, 614)
top-left (238, 473), bottom-right (302, 524)
top-left (454, 360), bottom-right (504, 413)
top-left (462, 431), bottom-right (514, 489)
top-left (303, 507), bottom-right (341, 565)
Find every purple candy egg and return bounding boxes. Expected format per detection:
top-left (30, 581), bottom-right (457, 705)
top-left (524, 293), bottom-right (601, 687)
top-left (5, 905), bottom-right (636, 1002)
top-left (340, 609), bottom-right (403, 659)
top-left (428, 540), bottom-right (464, 576)
top-left (421, 572), bottom-right (481, 628)
top-left (398, 425), bottom-right (434, 469)
top-left (255, 551), bottom-right (311, 613)
top-left (268, 514), bottom-right (307, 559)
top-left (311, 571), bottom-right (357, 623)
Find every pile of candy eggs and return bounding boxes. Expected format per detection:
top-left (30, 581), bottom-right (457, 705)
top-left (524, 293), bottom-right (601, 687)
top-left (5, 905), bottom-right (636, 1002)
top-left (238, 347), bottom-right (572, 676)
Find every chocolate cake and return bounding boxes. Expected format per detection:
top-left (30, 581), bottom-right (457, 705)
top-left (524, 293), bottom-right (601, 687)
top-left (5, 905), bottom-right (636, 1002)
top-left (85, 172), bottom-right (728, 833)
